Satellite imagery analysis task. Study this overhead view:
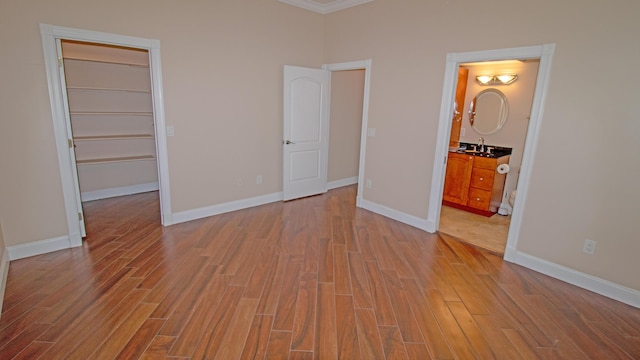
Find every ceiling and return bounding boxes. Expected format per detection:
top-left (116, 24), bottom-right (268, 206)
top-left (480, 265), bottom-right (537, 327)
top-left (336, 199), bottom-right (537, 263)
top-left (279, 0), bottom-right (374, 14)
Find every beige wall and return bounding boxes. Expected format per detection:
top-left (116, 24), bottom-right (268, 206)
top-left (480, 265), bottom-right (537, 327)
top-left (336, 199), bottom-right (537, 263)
top-left (325, 0), bottom-right (640, 290)
top-left (328, 69), bottom-right (364, 182)
top-left (1, 0), bottom-right (639, 293)
top-left (0, 1), bottom-right (324, 246)
top-left (460, 61), bottom-right (540, 202)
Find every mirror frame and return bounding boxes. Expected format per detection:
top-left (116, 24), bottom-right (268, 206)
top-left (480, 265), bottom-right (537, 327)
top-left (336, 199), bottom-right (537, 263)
top-left (469, 88), bottom-right (509, 135)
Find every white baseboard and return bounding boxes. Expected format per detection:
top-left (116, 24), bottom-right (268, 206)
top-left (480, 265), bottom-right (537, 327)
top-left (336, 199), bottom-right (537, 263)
top-left (0, 250), bottom-right (9, 315)
top-left (327, 176), bottom-right (358, 190)
top-left (508, 251), bottom-right (640, 308)
top-left (81, 182), bottom-right (159, 202)
top-left (7, 235), bottom-right (74, 261)
top-left (172, 192), bottom-right (284, 225)
top-left (358, 199), bottom-right (429, 232)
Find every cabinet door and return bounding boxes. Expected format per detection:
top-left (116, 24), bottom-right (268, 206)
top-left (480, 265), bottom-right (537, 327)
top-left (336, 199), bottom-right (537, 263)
top-left (443, 153), bottom-right (473, 205)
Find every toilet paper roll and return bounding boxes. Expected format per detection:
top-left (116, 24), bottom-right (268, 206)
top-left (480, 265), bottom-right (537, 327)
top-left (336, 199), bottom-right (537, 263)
top-left (496, 164), bottom-right (510, 174)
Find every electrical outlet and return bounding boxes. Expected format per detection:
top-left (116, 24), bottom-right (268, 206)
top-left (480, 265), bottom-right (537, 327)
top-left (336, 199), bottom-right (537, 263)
top-left (256, 175), bottom-right (262, 185)
top-left (367, 128), bottom-right (376, 137)
top-left (366, 179), bottom-right (372, 189)
top-left (583, 239), bottom-right (596, 255)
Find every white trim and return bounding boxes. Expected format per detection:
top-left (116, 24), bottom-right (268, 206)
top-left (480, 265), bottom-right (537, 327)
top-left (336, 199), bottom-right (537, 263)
top-left (0, 250), bottom-right (9, 314)
top-left (81, 182), bottom-right (159, 202)
top-left (327, 176), bottom-right (358, 190)
top-left (175, 177), bottom-right (358, 226)
top-left (40, 24), bottom-right (173, 237)
top-left (40, 25), bottom-right (83, 248)
top-left (512, 251), bottom-right (640, 309)
top-left (7, 236), bottom-right (72, 261)
top-left (172, 192), bottom-right (283, 225)
top-left (279, 0), bottom-right (374, 14)
top-left (322, 59), bottom-right (372, 210)
top-left (427, 44), bottom-right (556, 260)
top-left (359, 199), bottom-right (429, 232)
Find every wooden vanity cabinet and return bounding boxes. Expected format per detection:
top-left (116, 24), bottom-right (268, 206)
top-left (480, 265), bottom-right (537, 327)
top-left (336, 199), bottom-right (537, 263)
top-left (443, 152), bottom-right (509, 215)
top-left (442, 153), bottom-right (474, 205)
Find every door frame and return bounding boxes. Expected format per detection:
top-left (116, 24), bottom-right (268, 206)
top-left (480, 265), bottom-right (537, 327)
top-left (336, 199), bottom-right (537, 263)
top-left (426, 44), bottom-right (555, 261)
top-left (322, 59), bottom-right (372, 207)
top-left (40, 24), bottom-right (173, 248)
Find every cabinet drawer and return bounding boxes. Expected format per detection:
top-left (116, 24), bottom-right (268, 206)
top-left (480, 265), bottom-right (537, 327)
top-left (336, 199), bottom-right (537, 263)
top-left (473, 156), bottom-right (496, 170)
top-left (470, 168), bottom-right (495, 191)
top-left (467, 188), bottom-right (491, 211)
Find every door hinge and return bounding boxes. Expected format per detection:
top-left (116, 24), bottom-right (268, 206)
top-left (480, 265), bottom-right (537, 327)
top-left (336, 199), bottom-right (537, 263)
top-left (68, 139), bottom-right (73, 148)
top-left (58, 57), bottom-right (63, 67)
top-left (78, 212), bottom-right (83, 221)
top-left (444, 155), bottom-right (447, 165)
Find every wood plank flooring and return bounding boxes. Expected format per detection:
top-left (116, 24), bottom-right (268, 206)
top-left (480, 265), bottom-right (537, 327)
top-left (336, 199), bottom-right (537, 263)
top-left (1, 185), bottom-right (639, 359)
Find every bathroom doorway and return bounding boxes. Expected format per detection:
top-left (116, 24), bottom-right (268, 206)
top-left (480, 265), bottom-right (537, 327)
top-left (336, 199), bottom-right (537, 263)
top-left (439, 59), bottom-right (539, 254)
top-left (426, 44), bottom-right (556, 259)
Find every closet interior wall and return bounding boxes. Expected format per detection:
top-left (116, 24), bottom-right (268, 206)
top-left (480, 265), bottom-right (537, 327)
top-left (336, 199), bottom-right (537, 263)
top-left (62, 40), bottom-right (158, 201)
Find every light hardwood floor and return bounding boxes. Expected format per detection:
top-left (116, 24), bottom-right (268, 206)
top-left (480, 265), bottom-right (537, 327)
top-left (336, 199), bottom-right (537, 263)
top-left (1, 185), bottom-right (639, 359)
top-left (438, 205), bottom-right (511, 255)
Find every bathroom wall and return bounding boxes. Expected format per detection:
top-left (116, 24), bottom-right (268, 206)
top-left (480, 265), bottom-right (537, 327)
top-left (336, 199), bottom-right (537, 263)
top-left (328, 69), bottom-right (365, 183)
top-left (460, 60), bottom-right (540, 206)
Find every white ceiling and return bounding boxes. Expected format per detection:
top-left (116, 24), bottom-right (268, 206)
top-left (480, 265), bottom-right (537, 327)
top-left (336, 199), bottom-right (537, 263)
top-left (279, 0), bottom-right (374, 14)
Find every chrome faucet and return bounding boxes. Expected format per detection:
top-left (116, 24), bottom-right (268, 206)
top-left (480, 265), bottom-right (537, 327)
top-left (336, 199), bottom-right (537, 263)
top-left (477, 137), bottom-right (485, 152)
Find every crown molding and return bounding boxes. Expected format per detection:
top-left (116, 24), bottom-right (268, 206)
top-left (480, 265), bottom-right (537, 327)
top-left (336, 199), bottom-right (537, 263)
top-left (279, 0), bottom-right (374, 15)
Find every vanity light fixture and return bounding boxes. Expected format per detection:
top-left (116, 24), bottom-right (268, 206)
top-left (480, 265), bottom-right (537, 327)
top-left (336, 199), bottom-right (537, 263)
top-left (475, 74), bottom-right (518, 86)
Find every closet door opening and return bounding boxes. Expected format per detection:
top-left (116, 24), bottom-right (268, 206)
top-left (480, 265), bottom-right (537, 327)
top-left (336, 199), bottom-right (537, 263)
top-left (61, 40), bottom-right (160, 234)
top-left (41, 24), bottom-right (172, 249)
top-left (61, 40), bottom-right (158, 202)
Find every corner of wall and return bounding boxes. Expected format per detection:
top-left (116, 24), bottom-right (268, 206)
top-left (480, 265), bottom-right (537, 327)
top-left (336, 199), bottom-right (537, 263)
top-left (0, 247), bottom-right (9, 316)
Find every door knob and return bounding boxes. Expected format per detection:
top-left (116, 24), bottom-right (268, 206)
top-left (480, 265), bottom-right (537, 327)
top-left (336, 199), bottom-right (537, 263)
top-left (284, 140), bottom-right (295, 145)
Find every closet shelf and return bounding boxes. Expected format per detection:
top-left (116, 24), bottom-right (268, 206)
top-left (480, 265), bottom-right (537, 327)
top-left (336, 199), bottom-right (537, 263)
top-left (74, 134), bottom-right (154, 141)
top-left (69, 111), bottom-right (153, 116)
top-left (63, 56), bottom-right (149, 68)
top-left (76, 155), bottom-right (156, 165)
top-left (66, 86), bottom-right (151, 93)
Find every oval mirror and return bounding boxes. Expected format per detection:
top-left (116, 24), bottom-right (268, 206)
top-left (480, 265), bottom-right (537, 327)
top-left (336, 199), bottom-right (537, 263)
top-left (468, 88), bottom-right (508, 135)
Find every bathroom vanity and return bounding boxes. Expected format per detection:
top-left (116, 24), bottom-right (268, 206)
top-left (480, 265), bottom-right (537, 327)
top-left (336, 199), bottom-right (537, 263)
top-left (443, 151), bottom-right (510, 216)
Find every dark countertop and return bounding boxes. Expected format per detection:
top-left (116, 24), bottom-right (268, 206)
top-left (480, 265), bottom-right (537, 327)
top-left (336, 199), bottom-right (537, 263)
top-left (455, 142), bottom-right (512, 158)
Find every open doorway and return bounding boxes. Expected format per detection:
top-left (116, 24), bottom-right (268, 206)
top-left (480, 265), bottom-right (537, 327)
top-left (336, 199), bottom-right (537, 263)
top-left (324, 60), bottom-right (372, 206)
top-left (438, 59), bottom-right (540, 254)
top-left (327, 69), bottom-right (365, 191)
top-left (426, 44), bottom-right (555, 260)
top-left (60, 40), bottom-right (161, 236)
top-left (41, 24), bottom-right (172, 249)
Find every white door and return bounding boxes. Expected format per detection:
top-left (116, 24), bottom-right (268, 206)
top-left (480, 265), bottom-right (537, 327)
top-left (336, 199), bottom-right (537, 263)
top-left (57, 39), bottom-right (86, 236)
top-left (283, 66), bottom-right (331, 201)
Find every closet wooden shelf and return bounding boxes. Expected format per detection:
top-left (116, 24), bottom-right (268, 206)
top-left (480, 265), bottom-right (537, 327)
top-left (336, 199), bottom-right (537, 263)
top-left (76, 155), bottom-right (156, 165)
top-left (66, 86), bottom-right (151, 93)
top-left (63, 56), bottom-right (149, 68)
top-left (74, 134), bottom-right (154, 141)
top-left (69, 111), bottom-right (153, 116)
